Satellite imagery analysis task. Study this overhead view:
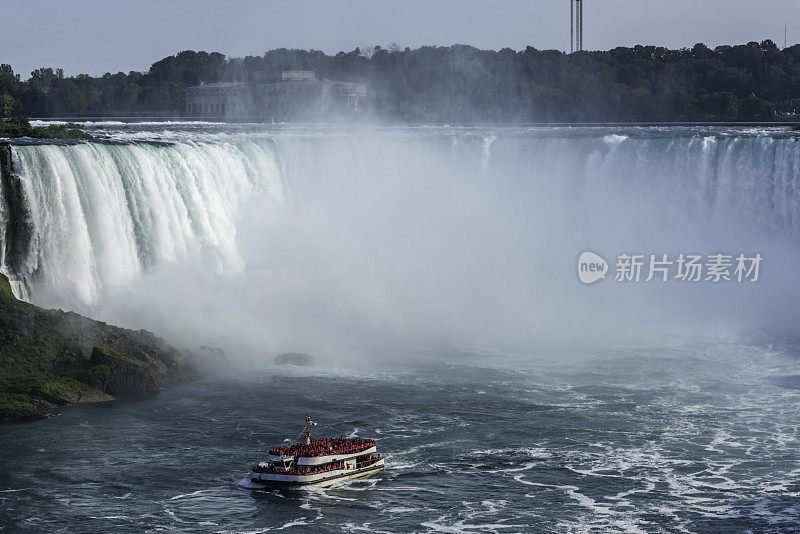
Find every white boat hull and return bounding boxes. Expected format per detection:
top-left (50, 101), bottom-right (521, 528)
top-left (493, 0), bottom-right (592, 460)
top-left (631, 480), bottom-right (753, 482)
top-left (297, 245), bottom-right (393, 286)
top-left (250, 459), bottom-right (385, 488)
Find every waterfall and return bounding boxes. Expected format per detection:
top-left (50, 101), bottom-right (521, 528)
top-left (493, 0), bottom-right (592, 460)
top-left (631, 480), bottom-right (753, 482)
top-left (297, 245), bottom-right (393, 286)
top-left (1, 128), bottom-right (799, 350)
top-left (2, 140), bottom-right (285, 306)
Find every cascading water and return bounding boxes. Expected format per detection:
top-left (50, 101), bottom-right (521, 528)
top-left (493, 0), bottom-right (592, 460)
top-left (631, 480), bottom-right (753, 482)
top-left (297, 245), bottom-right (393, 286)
top-left (2, 125), bottom-right (800, 355)
top-left (3, 139), bottom-right (285, 306)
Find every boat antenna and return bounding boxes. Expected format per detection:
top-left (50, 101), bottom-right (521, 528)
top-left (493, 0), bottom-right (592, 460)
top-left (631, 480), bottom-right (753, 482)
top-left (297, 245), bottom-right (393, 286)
top-left (303, 414), bottom-right (312, 444)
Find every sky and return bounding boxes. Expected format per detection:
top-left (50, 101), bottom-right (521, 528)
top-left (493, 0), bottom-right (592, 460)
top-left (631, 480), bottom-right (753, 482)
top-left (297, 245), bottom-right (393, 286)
top-left (2, 0), bottom-right (799, 77)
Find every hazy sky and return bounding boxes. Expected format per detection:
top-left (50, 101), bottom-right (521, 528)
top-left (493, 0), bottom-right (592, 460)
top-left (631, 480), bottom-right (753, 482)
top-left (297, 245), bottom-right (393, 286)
top-left (2, 0), bottom-right (799, 77)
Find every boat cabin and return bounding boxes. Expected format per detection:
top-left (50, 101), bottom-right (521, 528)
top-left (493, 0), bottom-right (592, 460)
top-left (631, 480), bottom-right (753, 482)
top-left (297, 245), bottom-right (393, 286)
top-left (272, 457), bottom-right (295, 471)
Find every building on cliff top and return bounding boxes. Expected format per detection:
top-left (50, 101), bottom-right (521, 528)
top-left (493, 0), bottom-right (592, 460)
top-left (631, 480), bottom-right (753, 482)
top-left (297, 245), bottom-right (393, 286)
top-left (185, 70), bottom-right (366, 120)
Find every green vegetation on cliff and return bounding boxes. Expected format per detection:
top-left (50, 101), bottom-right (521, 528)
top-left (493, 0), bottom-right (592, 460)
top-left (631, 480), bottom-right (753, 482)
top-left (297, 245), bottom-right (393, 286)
top-left (0, 41), bottom-right (799, 121)
top-left (0, 118), bottom-right (92, 140)
top-left (0, 273), bottom-right (193, 422)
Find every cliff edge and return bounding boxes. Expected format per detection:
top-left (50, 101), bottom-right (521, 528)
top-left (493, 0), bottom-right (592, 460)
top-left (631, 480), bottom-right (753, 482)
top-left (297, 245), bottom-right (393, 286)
top-left (0, 273), bottom-right (194, 423)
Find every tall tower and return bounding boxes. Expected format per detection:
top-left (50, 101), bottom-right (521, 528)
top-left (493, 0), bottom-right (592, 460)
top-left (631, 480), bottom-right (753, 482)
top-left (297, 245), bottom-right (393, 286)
top-left (570, 0), bottom-right (583, 53)
top-left (570, 0), bottom-right (574, 53)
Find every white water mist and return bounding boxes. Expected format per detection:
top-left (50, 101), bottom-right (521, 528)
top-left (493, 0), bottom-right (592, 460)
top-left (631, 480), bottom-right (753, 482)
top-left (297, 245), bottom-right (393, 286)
top-left (4, 128), bottom-right (800, 363)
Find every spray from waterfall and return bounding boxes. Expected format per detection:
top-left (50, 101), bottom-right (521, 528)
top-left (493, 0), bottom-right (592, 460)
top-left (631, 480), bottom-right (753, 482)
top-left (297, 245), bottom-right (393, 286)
top-left (1, 127), bottom-right (799, 364)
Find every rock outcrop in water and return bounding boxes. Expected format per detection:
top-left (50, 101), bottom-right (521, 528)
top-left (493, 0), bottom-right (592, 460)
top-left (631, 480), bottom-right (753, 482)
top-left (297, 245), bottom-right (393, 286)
top-left (274, 352), bottom-right (314, 367)
top-left (0, 273), bottom-right (194, 423)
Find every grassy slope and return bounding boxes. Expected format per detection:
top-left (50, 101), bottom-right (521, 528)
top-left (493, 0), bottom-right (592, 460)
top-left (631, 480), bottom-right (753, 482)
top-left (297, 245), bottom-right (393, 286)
top-left (0, 273), bottom-right (192, 422)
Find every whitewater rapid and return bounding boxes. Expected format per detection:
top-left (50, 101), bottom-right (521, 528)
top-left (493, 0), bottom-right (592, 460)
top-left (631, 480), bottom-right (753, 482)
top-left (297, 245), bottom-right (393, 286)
top-left (2, 124), bottom-right (800, 353)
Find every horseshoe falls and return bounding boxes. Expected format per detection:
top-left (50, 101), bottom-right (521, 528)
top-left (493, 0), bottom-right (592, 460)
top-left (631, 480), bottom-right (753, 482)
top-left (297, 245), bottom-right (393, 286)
top-left (2, 125), bottom-right (800, 355)
top-left (4, 124), bottom-right (800, 532)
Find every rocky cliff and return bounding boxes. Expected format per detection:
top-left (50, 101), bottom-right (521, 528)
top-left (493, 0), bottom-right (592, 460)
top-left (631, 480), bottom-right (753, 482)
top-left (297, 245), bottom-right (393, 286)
top-left (0, 272), bottom-right (194, 423)
top-left (0, 143), bottom-right (35, 283)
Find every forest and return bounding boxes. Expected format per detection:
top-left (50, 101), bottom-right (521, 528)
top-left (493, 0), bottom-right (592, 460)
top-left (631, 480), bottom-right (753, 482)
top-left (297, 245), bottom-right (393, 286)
top-left (1, 40), bottom-right (798, 122)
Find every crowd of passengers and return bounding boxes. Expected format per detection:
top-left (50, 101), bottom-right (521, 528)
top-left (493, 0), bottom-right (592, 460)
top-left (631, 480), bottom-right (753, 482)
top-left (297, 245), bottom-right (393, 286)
top-left (253, 455), bottom-right (382, 476)
top-left (254, 461), bottom-right (344, 476)
top-left (269, 437), bottom-right (376, 458)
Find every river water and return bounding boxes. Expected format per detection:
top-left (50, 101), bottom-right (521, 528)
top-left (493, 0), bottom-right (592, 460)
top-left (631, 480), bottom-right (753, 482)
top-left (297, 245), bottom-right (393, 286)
top-left (2, 344), bottom-right (800, 532)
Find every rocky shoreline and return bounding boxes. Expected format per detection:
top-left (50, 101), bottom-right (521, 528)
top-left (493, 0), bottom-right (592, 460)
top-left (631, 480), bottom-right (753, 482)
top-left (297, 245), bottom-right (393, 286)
top-left (0, 272), bottom-right (196, 423)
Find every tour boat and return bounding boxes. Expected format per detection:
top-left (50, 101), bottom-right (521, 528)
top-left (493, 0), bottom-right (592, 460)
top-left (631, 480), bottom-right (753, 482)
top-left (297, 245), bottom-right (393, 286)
top-left (250, 416), bottom-right (385, 488)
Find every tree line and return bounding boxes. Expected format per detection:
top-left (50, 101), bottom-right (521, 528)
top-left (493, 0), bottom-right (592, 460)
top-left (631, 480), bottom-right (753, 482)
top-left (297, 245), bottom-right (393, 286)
top-left (1, 40), bottom-right (798, 122)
